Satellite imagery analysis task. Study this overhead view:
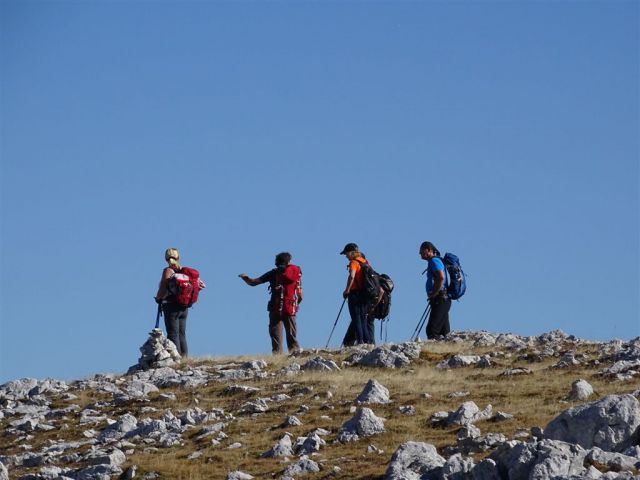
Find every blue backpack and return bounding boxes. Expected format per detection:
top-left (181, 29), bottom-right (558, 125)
top-left (443, 253), bottom-right (466, 300)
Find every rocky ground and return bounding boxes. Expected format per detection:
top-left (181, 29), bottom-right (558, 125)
top-left (1, 329), bottom-right (639, 479)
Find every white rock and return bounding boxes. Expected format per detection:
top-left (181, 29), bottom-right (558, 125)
top-left (261, 434), bottom-right (293, 458)
top-left (338, 407), bottom-right (385, 443)
top-left (384, 441), bottom-right (445, 480)
top-left (226, 471), bottom-right (254, 480)
top-left (544, 394), bottom-right (640, 452)
top-left (567, 379), bottom-right (594, 401)
top-left (356, 379), bottom-right (390, 404)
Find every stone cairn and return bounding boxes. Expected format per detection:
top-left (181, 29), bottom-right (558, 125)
top-left (129, 328), bottom-right (181, 373)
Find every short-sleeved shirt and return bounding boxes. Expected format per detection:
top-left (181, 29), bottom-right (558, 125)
top-left (259, 269), bottom-right (279, 302)
top-left (426, 257), bottom-right (448, 294)
top-left (347, 256), bottom-right (368, 292)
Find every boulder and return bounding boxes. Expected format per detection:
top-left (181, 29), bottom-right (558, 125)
top-left (567, 379), bottom-right (594, 401)
top-left (544, 394), bottom-right (640, 452)
top-left (356, 379), bottom-right (390, 404)
top-left (261, 434), bottom-right (293, 458)
top-left (585, 447), bottom-right (640, 472)
top-left (441, 453), bottom-right (475, 479)
top-left (489, 439), bottom-right (587, 479)
top-left (338, 407), bottom-right (385, 443)
top-left (294, 434), bottom-right (326, 455)
top-left (98, 413), bottom-right (138, 443)
top-left (351, 343), bottom-right (420, 368)
top-left (384, 441), bottom-right (445, 480)
top-left (0, 462), bottom-right (7, 480)
top-left (85, 447), bottom-right (126, 467)
top-left (301, 356), bottom-right (340, 372)
top-left (447, 402), bottom-right (493, 426)
top-left (283, 456), bottom-right (320, 476)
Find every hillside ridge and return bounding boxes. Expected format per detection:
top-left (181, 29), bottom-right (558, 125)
top-left (1, 329), bottom-right (639, 479)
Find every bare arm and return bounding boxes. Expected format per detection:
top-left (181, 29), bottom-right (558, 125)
top-left (155, 267), bottom-right (174, 302)
top-left (428, 270), bottom-right (445, 300)
top-left (238, 274), bottom-right (265, 287)
top-left (343, 268), bottom-right (356, 298)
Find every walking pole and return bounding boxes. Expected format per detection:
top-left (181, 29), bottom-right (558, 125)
top-left (325, 297), bottom-right (347, 348)
top-left (154, 303), bottom-right (162, 329)
top-left (411, 305), bottom-right (430, 341)
top-left (415, 306), bottom-right (430, 341)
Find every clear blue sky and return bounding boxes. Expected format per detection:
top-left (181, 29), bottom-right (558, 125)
top-left (1, 1), bottom-right (638, 383)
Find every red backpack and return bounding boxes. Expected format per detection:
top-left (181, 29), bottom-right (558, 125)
top-left (271, 265), bottom-right (302, 316)
top-left (169, 267), bottom-right (204, 307)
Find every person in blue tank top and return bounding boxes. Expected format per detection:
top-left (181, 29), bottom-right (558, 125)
top-left (420, 241), bottom-right (452, 339)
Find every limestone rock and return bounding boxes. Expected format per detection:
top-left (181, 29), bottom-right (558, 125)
top-left (544, 394), bottom-right (640, 452)
top-left (98, 413), bottom-right (138, 443)
top-left (130, 329), bottom-right (181, 372)
top-left (384, 441), bottom-right (445, 480)
top-left (447, 401), bottom-right (493, 426)
top-left (280, 415), bottom-right (302, 427)
top-left (356, 379), bottom-right (390, 404)
top-left (567, 379), bottom-right (594, 401)
top-left (585, 446), bottom-right (640, 472)
top-left (283, 456), bottom-right (320, 476)
top-left (442, 453), bottom-right (475, 478)
top-left (350, 342), bottom-right (420, 369)
top-left (489, 439), bottom-right (588, 479)
top-left (261, 434), bottom-right (293, 458)
top-left (238, 399), bottom-right (269, 414)
top-left (301, 356), bottom-right (340, 372)
top-left (338, 407), bottom-right (385, 443)
top-left (226, 471), bottom-right (254, 480)
top-left (85, 447), bottom-right (126, 467)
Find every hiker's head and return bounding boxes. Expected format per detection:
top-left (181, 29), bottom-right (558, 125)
top-left (165, 248), bottom-right (181, 269)
top-left (420, 241), bottom-right (440, 260)
top-left (340, 243), bottom-right (359, 260)
top-left (275, 252), bottom-right (292, 270)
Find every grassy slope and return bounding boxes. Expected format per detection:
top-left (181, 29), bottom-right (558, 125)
top-left (2, 339), bottom-right (636, 480)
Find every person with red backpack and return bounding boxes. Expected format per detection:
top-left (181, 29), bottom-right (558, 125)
top-left (239, 252), bottom-right (303, 354)
top-left (154, 248), bottom-right (205, 356)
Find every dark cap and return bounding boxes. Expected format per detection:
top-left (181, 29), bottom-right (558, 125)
top-left (340, 243), bottom-right (359, 255)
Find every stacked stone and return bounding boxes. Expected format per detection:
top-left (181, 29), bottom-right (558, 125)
top-left (134, 329), bottom-right (181, 371)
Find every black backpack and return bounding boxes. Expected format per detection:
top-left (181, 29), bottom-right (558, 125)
top-left (356, 259), bottom-right (383, 305)
top-left (372, 274), bottom-right (394, 320)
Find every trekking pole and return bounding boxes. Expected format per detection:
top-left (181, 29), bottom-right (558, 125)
top-left (325, 298), bottom-right (347, 348)
top-left (154, 303), bottom-right (162, 329)
top-left (411, 305), bottom-right (430, 341)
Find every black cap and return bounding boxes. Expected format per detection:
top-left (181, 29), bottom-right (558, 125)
top-left (340, 243), bottom-right (359, 255)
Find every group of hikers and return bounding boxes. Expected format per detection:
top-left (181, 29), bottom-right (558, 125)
top-left (154, 241), bottom-right (465, 357)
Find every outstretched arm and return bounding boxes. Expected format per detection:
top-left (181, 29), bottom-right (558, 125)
top-left (238, 274), bottom-right (264, 287)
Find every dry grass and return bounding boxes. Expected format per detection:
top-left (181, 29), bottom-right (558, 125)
top-left (2, 340), bottom-right (637, 480)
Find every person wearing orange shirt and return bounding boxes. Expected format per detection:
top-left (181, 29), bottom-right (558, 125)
top-left (340, 243), bottom-right (374, 345)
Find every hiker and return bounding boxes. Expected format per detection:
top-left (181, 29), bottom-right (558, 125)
top-left (420, 241), bottom-right (452, 338)
top-left (239, 252), bottom-right (303, 354)
top-left (154, 248), bottom-right (202, 356)
top-left (340, 243), bottom-right (376, 346)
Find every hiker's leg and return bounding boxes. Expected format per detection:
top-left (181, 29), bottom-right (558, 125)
top-left (268, 312), bottom-right (283, 354)
top-left (366, 315), bottom-right (376, 345)
top-left (342, 321), bottom-right (356, 346)
top-left (426, 297), bottom-right (447, 339)
top-left (163, 305), bottom-right (181, 354)
top-left (348, 294), bottom-right (365, 344)
top-left (441, 298), bottom-right (452, 336)
top-left (283, 315), bottom-right (300, 351)
top-left (178, 307), bottom-right (188, 357)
